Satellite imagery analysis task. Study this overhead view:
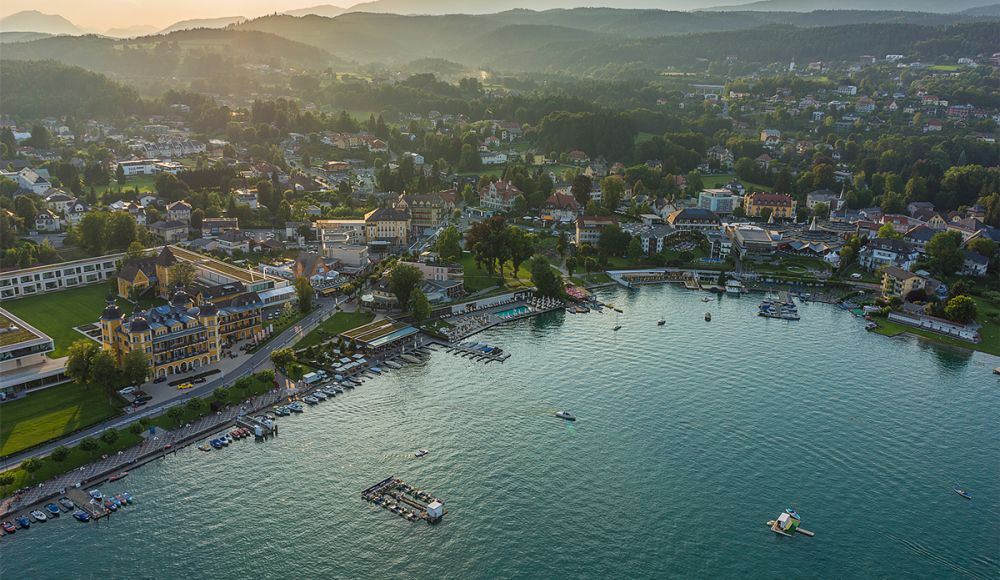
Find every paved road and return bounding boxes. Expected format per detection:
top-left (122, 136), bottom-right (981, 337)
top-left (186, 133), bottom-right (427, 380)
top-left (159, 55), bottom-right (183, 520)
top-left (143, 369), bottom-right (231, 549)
top-left (19, 233), bottom-right (66, 248)
top-left (1, 297), bottom-right (345, 472)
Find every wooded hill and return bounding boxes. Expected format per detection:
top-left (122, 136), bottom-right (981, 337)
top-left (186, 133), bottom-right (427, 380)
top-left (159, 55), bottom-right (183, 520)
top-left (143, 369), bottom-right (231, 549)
top-left (0, 59), bottom-right (144, 118)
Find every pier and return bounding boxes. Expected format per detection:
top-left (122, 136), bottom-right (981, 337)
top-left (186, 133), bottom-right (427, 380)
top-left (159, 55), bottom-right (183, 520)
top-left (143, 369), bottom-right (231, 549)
top-left (437, 339), bottom-right (511, 364)
top-left (362, 477), bottom-right (446, 523)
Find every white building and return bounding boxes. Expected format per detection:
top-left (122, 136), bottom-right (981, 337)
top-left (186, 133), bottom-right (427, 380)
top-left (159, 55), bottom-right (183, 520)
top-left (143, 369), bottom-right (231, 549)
top-left (0, 253), bottom-right (125, 299)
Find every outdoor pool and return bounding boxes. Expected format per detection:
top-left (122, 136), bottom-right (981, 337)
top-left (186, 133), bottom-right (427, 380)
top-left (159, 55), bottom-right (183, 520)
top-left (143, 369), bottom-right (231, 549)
top-left (494, 306), bottom-right (530, 318)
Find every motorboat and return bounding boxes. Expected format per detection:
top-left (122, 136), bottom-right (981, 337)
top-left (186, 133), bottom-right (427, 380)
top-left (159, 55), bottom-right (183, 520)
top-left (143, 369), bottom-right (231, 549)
top-left (1, 521), bottom-right (15, 533)
top-left (702, 297), bottom-right (715, 302)
top-left (954, 488), bottom-right (971, 499)
top-left (341, 382), bottom-right (354, 389)
top-left (115, 494), bottom-right (128, 505)
top-left (612, 324), bottom-right (622, 331)
top-left (210, 439), bottom-right (224, 449)
top-left (303, 396), bottom-right (319, 404)
top-left (109, 496), bottom-right (122, 507)
top-left (415, 449), bottom-right (429, 457)
top-left (103, 500), bottom-right (117, 512)
top-left (121, 493), bottom-right (133, 503)
top-left (349, 377), bottom-right (362, 385)
top-left (785, 509), bottom-right (800, 519)
top-left (369, 367), bottom-right (383, 374)
top-left (613, 308), bottom-right (623, 313)
top-left (288, 403), bottom-right (304, 413)
top-left (30, 510), bottom-right (47, 522)
top-left (72, 511), bottom-right (90, 522)
top-left (332, 385), bottom-right (345, 393)
top-left (657, 318), bottom-right (666, 325)
top-left (14, 515), bottom-right (29, 528)
top-left (555, 411), bottom-right (576, 420)
top-left (44, 504), bottom-right (61, 517)
top-left (384, 361), bottom-right (402, 369)
top-left (108, 471), bottom-right (129, 482)
top-left (58, 498), bottom-right (75, 511)
top-left (89, 490), bottom-right (103, 501)
top-left (274, 407), bottom-right (290, 416)
top-left (198, 445), bottom-right (212, 451)
top-left (313, 391), bottom-right (328, 400)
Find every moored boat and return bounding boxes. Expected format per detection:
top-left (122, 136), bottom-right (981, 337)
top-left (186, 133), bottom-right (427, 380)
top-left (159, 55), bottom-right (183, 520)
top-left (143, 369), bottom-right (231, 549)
top-left (103, 500), bottom-right (117, 512)
top-left (288, 402), bottom-right (304, 413)
top-left (72, 511), bottom-right (90, 522)
top-left (303, 396), bottom-right (319, 404)
top-left (108, 471), bottom-right (129, 482)
top-left (612, 324), bottom-right (622, 331)
top-left (89, 490), bottom-right (103, 501)
top-left (45, 504), bottom-right (61, 517)
top-left (115, 494), bottom-right (128, 505)
top-left (58, 498), bottom-right (75, 511)
top-left (121, 492), bottom-right (133, 503)
top-left (30, 510), bottom-right (47, 522)
top-left (14, 515), bottom-right (29, 528)
top-left (313, 391), bottom-right (328, 400)
top-left (1, 521), bottom-right (15, 533)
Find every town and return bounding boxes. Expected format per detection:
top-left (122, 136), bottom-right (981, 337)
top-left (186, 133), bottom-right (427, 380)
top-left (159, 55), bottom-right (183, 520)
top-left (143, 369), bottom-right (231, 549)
top-left (0, 7), bottom-right (998, 575)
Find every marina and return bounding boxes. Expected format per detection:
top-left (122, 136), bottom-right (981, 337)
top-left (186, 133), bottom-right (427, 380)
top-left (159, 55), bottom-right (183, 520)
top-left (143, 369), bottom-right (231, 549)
top-left (362, 477), bottom-right (446, 523)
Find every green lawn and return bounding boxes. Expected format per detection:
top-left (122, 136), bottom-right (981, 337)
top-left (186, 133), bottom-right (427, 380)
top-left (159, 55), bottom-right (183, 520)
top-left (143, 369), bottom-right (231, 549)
top-left (293, 311), bottom-right (376, 350)
top-left (248, 310), bottom-right (309, 354)
top-left (701, 173), bottom-right (772, 192)
top-left (636, 132), bottom-right (656, 143)
top-left (122, 173), bottom-right (158, 194)
top-left (1, 382), bottom-right (120, 458)
top-left (3, 284), bottom-right (167, 357)
top-left (569, 273), bottom-right (612, 286)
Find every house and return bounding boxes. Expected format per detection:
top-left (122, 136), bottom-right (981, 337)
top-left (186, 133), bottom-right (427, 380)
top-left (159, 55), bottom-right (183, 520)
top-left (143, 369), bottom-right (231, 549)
top-left (215, 229), bottom-right (251, 255)
top-left (725, 179), bottom-right (745, 195)
top-left (859, 239), bottom-right (919, 271)
top-left (859, 207), bottom-right (884, 222)
top-left (235, 189), bottom-right (258, 210)
top-left (907, 201), bottom-right (935, 215)
top-left (44, 189), bottom-right (76, 213)
top-left (855, 97), bottom-right (876, 113)
top-left (116, 159), bottom-right (157, 176)
top-left (622, 222), bottom-right (677, 254)
top-left (479, 181), bottom-right (523, 212)
top-left (665, 207), bottom-right (723, 232)
top-left (760, 129), bottom-right (781, 147)
top-left (364, 207), bottom-right (411, 252)
top-left (887, 311), bottom-right (981, 342)
top-left (756, 154), bottom-right (773, 165)
top-left (806, 189), bottom-right (841, 211)
top-left (962, 251), bottom-right (989, 276)
top-left (744, 192), bottom-right (796, 219)
top-left (148, 220), bottom-right (189, 243)
top-left (576, 215), bottom-right (619, 246)
top-left (138, 193), bottom-right (163, 208)
top-left (167, 201), bottom-right (192, 224)
top-left (567, 151), bottom-right (589, 165)
top-left (394, 194), bottom-right (446, 232)
top-left (540, 193), bottom-right (581, 223)
top-left (727, 225), bottom-right (777, 260)
top-left (924, 119), bottom-right (943, 132)
top-left (11, 167), bottom-right (51, 194)
top-left (903, 225), bottom-right (938, 253)
top-left (64, 200), bottom-right (92, 226)
top-left (584, 163), bottom-right (608, 180)
top-left (403, 152), bottom-right (424, 166)
top-left (292, 251), bottom-right (334, 281)
top-left (202, 218), bottom-right (238, 237)
top-left (698, 189), bottom-right (739, 216)
top-left (34, 208), bottom-right (59, 231)
top-left (881, 266), bottom-right (925, 297)
top-left (880, 214), bottom-right (922, 233)
top-left (836, 85), bottom-right (858, 96)
top-left (480, 151), bottom-right (508, 165)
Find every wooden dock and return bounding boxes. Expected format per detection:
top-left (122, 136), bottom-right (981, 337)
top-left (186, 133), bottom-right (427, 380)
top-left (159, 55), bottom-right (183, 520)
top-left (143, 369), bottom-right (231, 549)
top-left (399, 354), bottom-right (422, 364)
top-left (66, 488), bottom-right (109, 519)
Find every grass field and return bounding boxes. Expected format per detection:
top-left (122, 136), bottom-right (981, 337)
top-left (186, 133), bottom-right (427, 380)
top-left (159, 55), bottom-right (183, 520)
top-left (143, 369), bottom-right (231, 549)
top-left (122, 173), bottom-right (158, 194)
top-left (701, 173), bottom-right (772, 192)
top-left (293, 311), bottom-right (376, 350)
top-left (636, 132), bottom-right (656, 143)
top-left (3, 284), bottom-right (167, 358)
top-left (0, 382), bottom-right (119, 458)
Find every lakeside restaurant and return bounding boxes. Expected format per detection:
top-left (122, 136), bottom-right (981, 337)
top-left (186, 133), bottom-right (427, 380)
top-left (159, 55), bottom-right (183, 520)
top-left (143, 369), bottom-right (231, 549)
top-left (340, 319), bottom-right (419, 356)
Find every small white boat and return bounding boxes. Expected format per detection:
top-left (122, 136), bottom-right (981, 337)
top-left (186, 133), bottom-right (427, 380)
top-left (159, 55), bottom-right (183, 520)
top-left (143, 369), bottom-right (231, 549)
top-left (288, 403), bottom-right (304, 413)
top-left (313, 391), bottom-right (328, 400)
top-left (702, 296), bottom-right (715, 302)
top-left (303, 396), bottom-right (319, 404)
top-left (384, 361), bottom-right (402, 369)
top-left (612, 324), bottom-right (622, 331)
top-left (657, 318), bottom-right (666, 326)
top-left (414, 449), bottom-right (429, 457)
top-left (555, 411), bottom-right (576, 420)
top-left (30, 510), bottom-right (47, 522)
top-left (369, 367), bottom-right (382, 374)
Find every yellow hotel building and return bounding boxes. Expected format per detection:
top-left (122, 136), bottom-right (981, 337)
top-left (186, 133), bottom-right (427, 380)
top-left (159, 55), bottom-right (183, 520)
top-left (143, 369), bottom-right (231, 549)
top-left (100, 288), bottom-right (263, 378)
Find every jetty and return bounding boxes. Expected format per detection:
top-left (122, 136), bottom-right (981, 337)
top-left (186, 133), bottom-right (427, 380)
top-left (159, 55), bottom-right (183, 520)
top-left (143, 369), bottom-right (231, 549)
top-left (436, 339), bottom-right (512, 364)
top-left (362, 477), bottom-right (446, 523)
top-left (767, 510), bottom-right (814, 538)
top-left (66, 488), bottom-right (110, 520)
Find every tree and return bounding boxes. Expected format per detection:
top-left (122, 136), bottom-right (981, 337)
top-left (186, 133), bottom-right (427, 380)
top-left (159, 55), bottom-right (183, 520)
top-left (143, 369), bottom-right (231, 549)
top-left (877, 223), bottom-right (902, 240)
top-left (122, 348), bottom-right (149, 386)
top-left (20, 457), bottom-right (44, 481)
top-left (565, 256), bottom-right (578, 277)
top-left (51, 445), bottom-right (71, 469)
top-left (167, 260), bottom-right (197, 290)
top-left (91, 350), bottom-right (119, 402)
top-left (529, 257), bottom-right (565, 299)
top-left (686, 171), bottom-right (704, 194)
top-left (813, 203), bottom-right (830, 220)
top-left (411, 288), bottom-right (431, 322)
top-left (944, 296), bottom-right (978, 324)
top-left (600, 177), bottom-right (625, 212)
top-left (15, 196), bottom-right (36, 224)
top-left (234, 376), bottom-right (254, 398)
top-left (77, 211), bottom-right (109, 254)
top-left (79, 436), bottom-right (100, 458)
top-left (760, 207), bottom-right (773, 221)
top-left (839, 246), bottom-right (855, 270)
top-left (948, 280), bottom-right (970, 301)
top-left (555, 230), bottom-right (569, 258)
top-left (571, 174), bottom-right (592, 205)
top-left (464, 216), bottom-right (510, 277)
top-left (128, 422), bottom-right (144, 440)
top-left (679, 250), bottom-right (694, 263)
top-left (258, 368), bottom-right (276, 383)
top-left (0, 472), bottom-right (15, 494)
top-left (388, 264), bottom-right (424, 310)
top-left (435, 226), bottom-right (462, 263)
top-left (213, 386), bottom-right (230, 402)
top-left (598, 224), bottom-right (629, 256)
top-left (627, 236), bottom-right (643, 263)
top-left (125, 241), bottom-right (149, 264)
top-left (166, 406), bottom-right (185, 426)
top-left (66, 340), bottom-right (99, 389)
top-left (968, 237), bottom-right (997, 261)
top-left (733, 206), bottom-right (746, 219)
top-left (270, 347), bottom-right (296, 369)
top-left (506, 226), bottom-right (535, 278)
top-left (926, 230), bottom-right (965, 275)
top-left (584, 256), bottom-right (597, 275)
top-left (186, 397), bottom-right (205, 414)
top-left (292, 276), bottom-right (314, 313)
top-left (512, 194), bottom-right (528, 216)
top-left (116, 164), bottom-right (126, 186)
top-left (100, 427), bottom-right (120, 448)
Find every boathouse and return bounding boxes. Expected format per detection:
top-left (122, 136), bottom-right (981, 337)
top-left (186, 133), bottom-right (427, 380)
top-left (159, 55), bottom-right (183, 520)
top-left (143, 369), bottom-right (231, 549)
top-left (340, 319), bottom-right (419, 356)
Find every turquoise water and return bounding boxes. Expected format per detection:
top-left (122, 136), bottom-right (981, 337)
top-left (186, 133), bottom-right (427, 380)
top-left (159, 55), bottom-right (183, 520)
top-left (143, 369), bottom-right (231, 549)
top-left (3, 285), bottom-right (998, 579)
top-left (495, 306), bottom-right (530, 318)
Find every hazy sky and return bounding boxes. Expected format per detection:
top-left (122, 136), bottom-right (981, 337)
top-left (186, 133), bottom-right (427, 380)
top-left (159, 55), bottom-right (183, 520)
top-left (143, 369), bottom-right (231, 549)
top-left (2, 1), bottom-right (349, 30)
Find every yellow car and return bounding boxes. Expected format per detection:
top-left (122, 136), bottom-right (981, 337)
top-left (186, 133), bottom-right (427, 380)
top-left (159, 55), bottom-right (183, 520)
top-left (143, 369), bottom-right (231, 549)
top-left (177, 382), bottom-right (194, 389)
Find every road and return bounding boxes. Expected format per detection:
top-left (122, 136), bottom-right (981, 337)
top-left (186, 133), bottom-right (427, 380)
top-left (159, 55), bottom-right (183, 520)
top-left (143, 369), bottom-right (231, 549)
top-left (1, 296), bottom-right (344, 472)
top-left (19, 233), bottom-right (66, 248)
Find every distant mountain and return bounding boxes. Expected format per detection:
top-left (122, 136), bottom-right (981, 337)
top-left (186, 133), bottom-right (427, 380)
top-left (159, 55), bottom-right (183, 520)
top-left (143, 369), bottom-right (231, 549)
top-left (958, 3), bottom-right (1000, 16)
top-left (0, 31), bottom-right (53, 44)
top-left (449, 25), bottom-right (605, 65)
top-left (340, 0), bottom-right (725, 15)
top-left (103, 25), bottom-right (159, 38)
top-left (0, 10), bottom-right (83, 35)
top-left (159, 16), bottom-right (247, 34)
top-left (700, 0), bottom-right (997, 13)
top-left (283, 5), bottom-right (347, 18)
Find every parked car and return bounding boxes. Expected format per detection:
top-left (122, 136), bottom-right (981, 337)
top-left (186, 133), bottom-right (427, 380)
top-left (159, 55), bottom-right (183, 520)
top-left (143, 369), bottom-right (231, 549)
top-left (133, 400), bottom-right (148, 407)
top-left (192, 377), bottom-right (206, 384)
top-left (119, 386), bottom-right (137, 395)
top-left (133, 395), bottom-right (153, 402)
top-left (153, 377), bottom-right (167, 384)
top-left (177, 382), bottom-right (193, 390)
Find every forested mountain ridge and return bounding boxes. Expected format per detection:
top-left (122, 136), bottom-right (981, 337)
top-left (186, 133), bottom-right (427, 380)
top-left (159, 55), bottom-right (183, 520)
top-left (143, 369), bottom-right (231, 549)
top-left (0, 59), bottom-right (144, 118)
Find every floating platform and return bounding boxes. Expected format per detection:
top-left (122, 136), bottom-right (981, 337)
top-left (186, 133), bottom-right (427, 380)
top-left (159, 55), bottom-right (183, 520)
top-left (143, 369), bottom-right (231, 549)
top-left (362, 477), bottom-right (447, 524)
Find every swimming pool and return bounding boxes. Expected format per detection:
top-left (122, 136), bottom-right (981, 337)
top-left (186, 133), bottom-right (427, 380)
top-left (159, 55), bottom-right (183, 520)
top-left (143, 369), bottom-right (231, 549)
top-left (494, 306), bottom-right (530, 318)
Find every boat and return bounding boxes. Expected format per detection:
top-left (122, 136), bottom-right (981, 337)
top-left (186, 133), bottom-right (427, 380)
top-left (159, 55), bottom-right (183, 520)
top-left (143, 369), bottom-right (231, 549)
top-left (726, 280), bottom-right (743, 294)
top-left (103, 500), bottom-right (117, 512)
top-left (313, 391), bottom-right (328, 400)
top-left (198, 445), bottom-right (212, 451)
top-left (30, 510), bottom-right (47, 522)
top-left (58, 498), bottom-right (75, 512)
top-left (415, 449), bottom-right (429, 457)
top-left (702, 296), bottom-right (715, 302)
top-left (72, 511), bottom-right (90, 522)
top-left (303, 396), bottom-right (319, 404)
top-left (341, 381), bottom-right (354, 389)
top-left (555, 411), bottom-right (576, 420)
top-left (288, 403), bottom-right (304, 413)
top-left (122, 492), bottom-right (133, 503)
top-left (785, 509), bottom-right (800, 519)
top-left (613, 308), bottom-right (623, 313)
top-left (109, 495), bottom-right (122, 507)
top-left (657, 318), bottom-right (666, 326)
top-left (333, 385), bottom-right (345, 393)
top-left (370, 367), bottom-right (383, 374)
top-left (210, 439), bottom-right (224, 449)
top-left (769, 510), bottom-right (800, 537)
top-left (108, 471), bottom-right (129, 482)
top-left (954, 488), bottom-right (971, 499)
top-left (115, 494), bottom-right (128, 505)
top-left (349, 378), bottom-right (362, 385)
top-left (705, 312), bottom-right (712, 321)
top-left (1, 521), bottom-right (15, 533)
top-left (612, 324), bottom-right (622, 331)
top-left (14, 516), bottom-right (29, 528)
top-left (44, 504), bottom-right (61, 517)
top-left (89, 490), bottom-right (103, 501)
top-left (384, 361), bottom-right (402, 369)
